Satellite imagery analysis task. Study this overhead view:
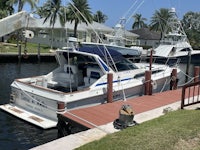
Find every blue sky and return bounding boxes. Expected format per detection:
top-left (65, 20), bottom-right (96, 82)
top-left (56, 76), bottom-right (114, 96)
top-left (24, 0), bottom-right (199, 30)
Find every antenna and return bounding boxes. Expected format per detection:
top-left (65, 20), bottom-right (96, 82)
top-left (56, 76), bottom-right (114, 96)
top-left (66, 0), bottom-right (117, 70)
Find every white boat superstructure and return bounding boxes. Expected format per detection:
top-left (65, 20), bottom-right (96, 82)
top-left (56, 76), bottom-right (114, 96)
top-left (80, 18), bottom-right (142, 58)
top-left (80, 42), bottom-right (142, 58)
top-left (0, 46), bottom-right (179, 129)
top-left (152, 8), bottom-right (200, 63)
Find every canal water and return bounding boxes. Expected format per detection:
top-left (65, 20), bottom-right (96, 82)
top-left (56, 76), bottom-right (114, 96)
top-left (0, 62), bottom-right (58, 150)
top-left (0, 62), bottom-right (198, 150)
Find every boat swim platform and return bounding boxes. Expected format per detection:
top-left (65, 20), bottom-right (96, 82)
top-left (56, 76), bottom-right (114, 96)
top-left (0, 104), bottom-right (57, 129)
top-left (59, 88), bottom-right (188, 129)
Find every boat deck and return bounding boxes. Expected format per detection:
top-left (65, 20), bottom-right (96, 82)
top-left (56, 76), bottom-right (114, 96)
top-left (61, 88), bottom-right (185, 129)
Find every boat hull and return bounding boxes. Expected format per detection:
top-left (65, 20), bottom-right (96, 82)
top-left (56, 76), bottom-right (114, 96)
top-left (0, 75), bottom-right (171, 129)
top-left (153, 53), bottom-right (200, 65)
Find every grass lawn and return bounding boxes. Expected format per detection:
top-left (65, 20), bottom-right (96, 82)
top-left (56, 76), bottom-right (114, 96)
top-left (0, 42), bottom-right (51, 53)
top-left (77, 109), bottom-right (200, 150)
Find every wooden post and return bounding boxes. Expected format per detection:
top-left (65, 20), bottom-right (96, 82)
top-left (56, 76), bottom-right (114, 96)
top-left (18, 44), bottom-right (21, 63)
top-left (185, 51), bottom-right (191, 83)
top-left (149, 49), bottom-right (153, 71)
top-left (145, 70), bottom-right (152, 95)
top-left (194, 66), bottom-right (200, 82)
top-left (107, 73), bottom-right (113, 103)
top-left (37, 43), bottom-right (41, 62)
top-left (170, 68), bottom-right (177, 90)
top-left (57, 101), bottom-right (65, 112)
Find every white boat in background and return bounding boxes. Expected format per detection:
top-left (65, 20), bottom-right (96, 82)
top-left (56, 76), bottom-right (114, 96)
top-left (80, 18), bottom-right (143, 59)
top-left (0, 42), bottom-right (179, 129)
top-left (151, 8), bottom-right (200, 64)
top-left (80, 42), bottom-right (142, 59)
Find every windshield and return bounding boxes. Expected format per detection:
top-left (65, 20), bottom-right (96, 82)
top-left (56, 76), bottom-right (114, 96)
top-left (112, 57), bottom-right (138, 71)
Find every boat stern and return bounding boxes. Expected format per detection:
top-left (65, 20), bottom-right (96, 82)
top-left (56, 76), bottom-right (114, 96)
top-left (0, 104), bottom-right (57, 129)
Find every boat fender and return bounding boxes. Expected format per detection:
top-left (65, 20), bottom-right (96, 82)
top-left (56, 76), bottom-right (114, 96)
top-left (151, 80), bottom-right (157, 90)
top-left (170, 76), bottom-right (179, 90)
top-left (171, 76), bottom-right (177, 82)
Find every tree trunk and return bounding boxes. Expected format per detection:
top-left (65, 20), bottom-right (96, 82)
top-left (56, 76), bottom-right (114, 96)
top-left (1, 36), bottom-right (4, 42)
top-left (18, 0), bottom-right (23, 12)
top-left (74, 21), bottom-right (78, 38)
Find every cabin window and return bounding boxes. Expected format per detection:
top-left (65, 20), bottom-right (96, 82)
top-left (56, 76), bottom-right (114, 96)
top-left (90, 71), bottom-right (101, 79)
top-left (134, 73), bottom-right (145, 78)
top-left (66, 67), bottom-right (73, 74)
top-left (180, 48), bottom-right (191, 52)
top-left (134, 70), bottom-right (163, 79)
top-left (63, 52), bottom-right (97, 65)
top-left (113, 58), bottom-right (138, 71)
top-left (152, 70), bottom-right (163, 74)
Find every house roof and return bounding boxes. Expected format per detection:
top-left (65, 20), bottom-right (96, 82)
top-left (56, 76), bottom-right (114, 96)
top-left (0, 11), bottom-right (138, 40)
top-left (27, 14), bottom-right (138, 37)
top-left (129, 28), bottom-right (161, 40)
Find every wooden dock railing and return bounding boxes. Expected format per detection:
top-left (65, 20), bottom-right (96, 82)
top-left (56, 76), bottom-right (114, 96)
top-left (181, 80), bottom-right (200, 109)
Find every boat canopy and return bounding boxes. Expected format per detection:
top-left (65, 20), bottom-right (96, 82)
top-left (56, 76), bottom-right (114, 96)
top-left (80, 43), bottom-right (141, 56)
top-left (58, 43), bottom-right (139, 73)
top-left (154, 45), bottom-right (174, 57)
top-left (78, 45), bottom-right (124, 63)
top-left (77, 45), bottom-right (139, 71)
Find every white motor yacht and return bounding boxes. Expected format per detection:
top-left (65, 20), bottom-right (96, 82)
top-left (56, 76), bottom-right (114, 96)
top-left (152, 8), bottom-right (200, 64)
top-left (0, 43), bottom-right (179, 129)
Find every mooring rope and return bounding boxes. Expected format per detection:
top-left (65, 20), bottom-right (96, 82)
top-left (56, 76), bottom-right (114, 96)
top-left (14, 81), bottom-right (58, 112)
top-left (14, 81), bottom-right (115, 134)
top-left (63, 110), bottom-right (112, 134)
top-left (178, 77), bottom-right (195, 87)
top-left (160, 78), bottom-right (169, 93)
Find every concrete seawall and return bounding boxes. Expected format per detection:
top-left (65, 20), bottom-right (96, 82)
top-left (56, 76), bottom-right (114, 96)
top-left (0, 53), bottom-right (56, 63)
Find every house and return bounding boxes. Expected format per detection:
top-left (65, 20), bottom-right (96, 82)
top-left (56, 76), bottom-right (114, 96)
top-left (129, 28), bottom-right (161, 48)
top-left (26, 14), bottom-right (139, 48)
top-left (0, 11), bottom-right (139, 49)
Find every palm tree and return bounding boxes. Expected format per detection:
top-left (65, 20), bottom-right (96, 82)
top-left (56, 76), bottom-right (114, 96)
top-left (7, 0), bottom-right (39, 12)
top-left (132, 13), bottom-right (147, 29)
top-left (0, 1), bottom-right (14, 41)
top-left (40, 0), bottom-right (67, 49)
top-left (42, 0), bottom-right (66, 28)
top-left (150, 8), bottom-right (172, 38)
top-left (93, 10), bottom-right (108, 23)
top-left (35, 6), bottom-right (49, 19)
top-left (0, 0), bottom-right (14, 19)
top-left (182, 12), bottom-right (200, 49)
top-left (67, 0), bottom-right (93, 38)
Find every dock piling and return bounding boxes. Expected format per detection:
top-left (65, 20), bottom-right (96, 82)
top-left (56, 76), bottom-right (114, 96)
top-left (194, 66), bottom-right (200, 82)
top-left (170, 69), bottom-right (178, 90)
top-left (144, 70), bottom-right (152, 95)
top-left (185, 51), bottom-right (191, 83)
top-left (37, 43), bottom-right (41, 62)
top-left (57, 101), bottom-right (65, 112)
top-left (18, 44), bottom-right (21, 63)
top-left (107, 73), bottom-right (113, 103)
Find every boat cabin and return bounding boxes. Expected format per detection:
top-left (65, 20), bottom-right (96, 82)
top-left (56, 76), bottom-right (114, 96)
top-left (46, 47), bottom-right (139, 92)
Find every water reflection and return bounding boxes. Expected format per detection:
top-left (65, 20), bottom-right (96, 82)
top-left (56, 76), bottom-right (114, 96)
top-left (0, 62), bottom-right (58, 149)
